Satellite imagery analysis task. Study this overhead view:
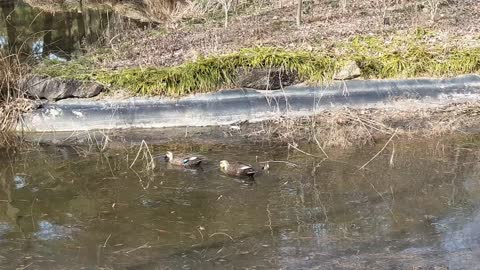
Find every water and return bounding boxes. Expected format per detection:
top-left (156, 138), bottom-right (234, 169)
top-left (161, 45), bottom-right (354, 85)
top-left (1, 135), bottom-right (480, 269)
top-left (0, 0), bottom-right (150, 60)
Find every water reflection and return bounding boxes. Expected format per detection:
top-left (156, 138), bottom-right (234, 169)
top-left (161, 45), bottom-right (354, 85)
top-left (0, 0), bottom-right (149, 59)
top-left (0, 138), bottom-right (479, 269)
top-left (0, 222), bottom-right (10, 239)
top-left (34, 220), bottom-right (77, 240)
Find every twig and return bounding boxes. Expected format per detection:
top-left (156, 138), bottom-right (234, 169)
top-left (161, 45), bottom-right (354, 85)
top-left (125, 242), bottom-right (150, 254)
top-left (130, 140), bottom-right (155, 170)
top-left (209, 232), bottom-right (234, 241)
top-left (16, 262), bottom-right (33, 270)
top-left (258, 160), bottom-right (299, 167)
top-left (266, 203), bottom-right (273, 237)
top-left (30, 197), bottom-right (36, 229)
top-left (197, 227), bottom-right (204, 241)
top-left (370, 183), bottom-right (398, 223)
top-left (288, 143), bottom-right (322, 158)
top-left (313, 133), bottom-right (329, 158)
top-left (359, 129), bottom-right (398, 170)
top-left (103, 233), bottom-right (112, 248)
top-left (389, 143), bottom-right (395, 168)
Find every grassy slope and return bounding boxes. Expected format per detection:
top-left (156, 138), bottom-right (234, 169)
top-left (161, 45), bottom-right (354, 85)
top-left (35, 31), bottom-right (480, 97)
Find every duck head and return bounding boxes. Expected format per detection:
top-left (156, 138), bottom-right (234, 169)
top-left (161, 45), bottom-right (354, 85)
top-left (219, 160), bottom-right (229, 171)
top-left (165, 151), bottom-right (174, 161)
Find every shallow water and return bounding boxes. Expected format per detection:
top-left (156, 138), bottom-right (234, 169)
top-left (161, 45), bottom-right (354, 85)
top-left (1, 136), bottom-right (480, 269)
top-left (0, 0), bottom-right (149, 60)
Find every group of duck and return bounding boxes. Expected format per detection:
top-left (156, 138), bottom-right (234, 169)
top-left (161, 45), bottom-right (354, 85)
top-left (164, 151), bottom-right (258, 179)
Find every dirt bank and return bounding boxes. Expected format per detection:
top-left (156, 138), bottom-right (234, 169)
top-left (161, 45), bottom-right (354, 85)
top-left (97, 0), bottom-right (480, 69)
top-left (22, 0), bottom-right (480, 98)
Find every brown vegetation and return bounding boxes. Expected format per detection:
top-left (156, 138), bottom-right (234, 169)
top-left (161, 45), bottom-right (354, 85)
top-left (95, 0), bottom-right (480, 69)
top-left (5, 0), bottom-right (480, 148)
top-left (242, 101), bottom-right (480, 149)
top-left (24, 0), bottom-right (182, 21)
top-left (0, 51), bottom-right (34, 141)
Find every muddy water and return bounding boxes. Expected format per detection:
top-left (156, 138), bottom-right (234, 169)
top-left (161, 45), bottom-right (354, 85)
top-left (1, 137), bottom-right (480, 269)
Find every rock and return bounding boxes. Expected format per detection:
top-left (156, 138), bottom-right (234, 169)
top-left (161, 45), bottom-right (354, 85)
top-left (334, 60), bottom-right (361, 80)
top-left (236, 68), bottom-right (296, 90)
top-left (20, 75), bottom-right (104, 101)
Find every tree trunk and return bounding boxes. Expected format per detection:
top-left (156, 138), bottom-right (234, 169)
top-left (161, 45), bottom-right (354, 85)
top-left (224, 5), bottom-right (229, 28)
top-left (43, 14), bottom-right (53, 57)
top-left (296, 0), bottom-right (302, 27)
top-left (1, 1), bottom-right (17, 52)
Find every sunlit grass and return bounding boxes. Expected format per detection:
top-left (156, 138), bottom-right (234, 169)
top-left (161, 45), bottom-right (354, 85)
top-left (96, 47), bottom-right (336, 96)
top-left (35, 31), bottom-right (480, 97)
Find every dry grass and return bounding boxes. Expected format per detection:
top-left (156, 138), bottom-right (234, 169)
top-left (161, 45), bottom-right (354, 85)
top-left (0, 53), bottom-right (24, 102)
top-left (25, 0), bottom-right (184, 21)
top-left (37, 33), bottom-right (480, 97)
top-left (23, 0), bottom-right (78, 13)
top-left (244, 102), bottom-right (480, 149)
top-left (144, 0), bottom-right (183, 20)
top-left (0, 51), bottom-right (34, 146)
top-left (91, 0), bottom-right (480, 69)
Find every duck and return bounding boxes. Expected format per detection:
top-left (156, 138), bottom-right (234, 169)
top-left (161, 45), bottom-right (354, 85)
top-left (164, 151), bottom-right (202, 167)
top-left (219, 160), bottom-right (256, 179)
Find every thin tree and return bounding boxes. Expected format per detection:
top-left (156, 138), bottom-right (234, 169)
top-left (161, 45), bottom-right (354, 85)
top-left (426, 0), bottom-right (441, 22)
top-left (296, 0), bottom-right (302, 26)
top-left (1, 1), bottom-right (17, 52)
top-left (340, 0), bottom-right (347, 13)
top-left (219, 0), bottom-right (233, 28)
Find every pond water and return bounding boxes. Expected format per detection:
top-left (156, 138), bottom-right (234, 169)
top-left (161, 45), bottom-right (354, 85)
top-left (1, 135), bottom-right (480, 269)
top-left (0, 0), bottom-right (150, 60)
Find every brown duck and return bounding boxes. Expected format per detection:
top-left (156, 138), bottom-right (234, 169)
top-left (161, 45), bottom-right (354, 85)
top-left (165, 151), bottom-right (202, 167)
top-left (219, 160), bottom-right (256, 179)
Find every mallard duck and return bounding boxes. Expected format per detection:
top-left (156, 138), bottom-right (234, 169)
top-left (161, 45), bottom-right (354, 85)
top-left (165, 151), bottom-right (202, 167)
top-left (219, 160), bottom-right (256, 179)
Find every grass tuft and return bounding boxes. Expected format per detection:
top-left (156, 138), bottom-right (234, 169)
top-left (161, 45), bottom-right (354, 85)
top-left (96, 47), bottom-right (337, 96)
top-left (0, 51), bottom-right (34, 146)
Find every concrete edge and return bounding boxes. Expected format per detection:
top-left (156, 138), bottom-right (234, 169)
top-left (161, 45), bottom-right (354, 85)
top-left (17, 74), bottom-right (480, 132)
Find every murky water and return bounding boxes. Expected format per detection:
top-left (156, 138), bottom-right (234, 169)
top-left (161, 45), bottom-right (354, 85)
top-left (0, 0), bottom-right (149, 60)
top-left (1, 136), bottom-right (480, 269)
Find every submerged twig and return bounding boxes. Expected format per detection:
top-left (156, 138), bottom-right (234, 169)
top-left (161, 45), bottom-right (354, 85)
top-left (313, 133), bottom-right (329, 158)
top-left (125, 242), bottom-right (150, 254)
top-left (103, 233), bottom-right (112, 248)
top-left (130, 140), bottom-right (155, 170)
top-left (258, 160), bottom-right (299, 167)
top-left (359, 129), bottom-right (398, 170)
top-left (209, 232), bottom-right (234, 241)
top-left (288, 143), bottom-right (322, 158)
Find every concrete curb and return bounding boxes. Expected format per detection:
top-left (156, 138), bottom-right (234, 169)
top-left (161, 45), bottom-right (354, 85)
top-left (18, 74), bottom-right (480, 132)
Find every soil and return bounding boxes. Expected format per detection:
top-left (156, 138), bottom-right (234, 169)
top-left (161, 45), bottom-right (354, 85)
top-left (98, 0), bottom-right (480, 69)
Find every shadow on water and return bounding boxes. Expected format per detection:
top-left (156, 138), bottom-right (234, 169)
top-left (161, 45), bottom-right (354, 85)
top-left (0, 0), bottom-right (151, 60)
top-left (1, 136), bottom-right (480, 269)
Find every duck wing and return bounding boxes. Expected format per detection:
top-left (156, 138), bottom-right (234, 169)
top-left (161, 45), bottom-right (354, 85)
top-left (236, 162), bottom-right (256, 176)
top-left (183, 156), bottom-right (202, 166)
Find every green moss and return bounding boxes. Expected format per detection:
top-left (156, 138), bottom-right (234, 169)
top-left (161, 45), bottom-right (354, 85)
top-left (36, 31), bottom-right (480, 97)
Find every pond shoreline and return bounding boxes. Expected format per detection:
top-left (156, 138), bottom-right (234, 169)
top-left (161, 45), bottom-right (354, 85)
top-left (18, 74), bottom-right (480, 132)
top-left (17, 74), bottom-right (480, 148)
